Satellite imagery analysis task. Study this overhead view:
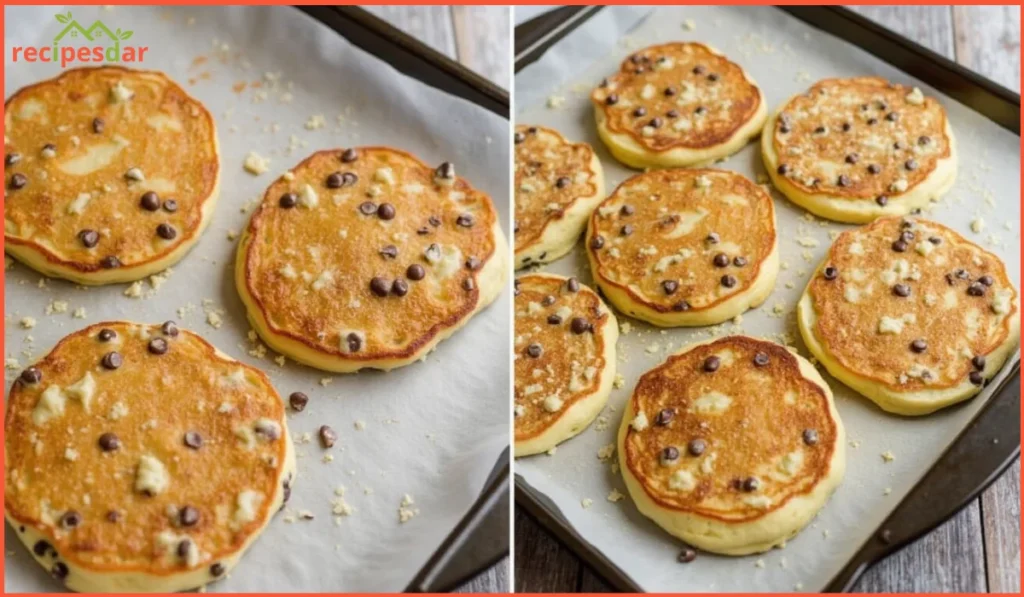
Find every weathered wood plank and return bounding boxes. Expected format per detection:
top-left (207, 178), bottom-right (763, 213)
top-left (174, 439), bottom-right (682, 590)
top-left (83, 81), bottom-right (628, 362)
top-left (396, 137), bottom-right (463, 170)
top-left (451, 5), bottom-right (511, 90)
top-left (854, 502), bottom-right (987, 592)
top-left (452, 556), bottom-right (510, 593)
top-left (363, 6), bottom-right (456, 60)
top-left (953, 5), bottom-right (1021, 92)
top-left (578, 566), bottom-right (615, 593)
top-left (981, 459), bottom-right (1021, 593)
top-left (847, 5), bottom-right (955, 59)
top-left (514, 508), bottom-right (581, 592)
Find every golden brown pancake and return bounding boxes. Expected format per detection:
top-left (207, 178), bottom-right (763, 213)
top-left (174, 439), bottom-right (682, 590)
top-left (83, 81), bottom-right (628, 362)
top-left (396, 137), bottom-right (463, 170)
top-left (584, 168), bottom-right (778, 326)
top-left (236, 146), bottom-right (508, 373)
top-left (798, 216), bottom-right (1019, 415)
top-left (591, 42), bottom-right (766, 169)
top-left (4, 66), bottom-right (219, 284)
top-left (762, 77), bottom-right (957, 223)
top-left (618, 336), bottom-right (845, 555)
top-left (514, 125), bottom-right (604, 269)
top-left (514, 274), bottom-right (618, 456)
top-left (4, 321), bottom-right (294, 592)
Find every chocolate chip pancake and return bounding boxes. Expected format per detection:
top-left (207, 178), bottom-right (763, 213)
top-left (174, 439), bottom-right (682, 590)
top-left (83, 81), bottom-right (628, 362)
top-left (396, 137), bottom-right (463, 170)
top-left (585, 168), bottom-right (778, 327)
top-left (4, 66), bottom-right (219, 284)
top-left (4, 321), bottom-right (294, 592)
top-left (236, 147), bottom-right (508, 373)
top-left (514, 274), bottom-right (618, 457)
top-left (798, 216), bottom-right (1019, 415)
top-left (591, 42), bottom-right (766, 169)
top-left (762, 77), bottom-right (957, 223)
top-left (618, 336), bottom-right (845, 555)
top-left (514, 125), bottom-right (605, 269)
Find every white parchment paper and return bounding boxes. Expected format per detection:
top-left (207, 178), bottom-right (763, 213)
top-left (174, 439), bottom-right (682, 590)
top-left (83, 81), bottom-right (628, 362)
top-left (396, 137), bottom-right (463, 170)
top-left (515, 5), bottom-right (1020, 592)
top-left (4, 4), bottom-right (509, 592)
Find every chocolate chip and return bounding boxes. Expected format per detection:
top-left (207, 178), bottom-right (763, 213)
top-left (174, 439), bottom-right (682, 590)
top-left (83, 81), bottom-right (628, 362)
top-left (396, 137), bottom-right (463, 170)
top-left (678, 548), bottom-right (697, 563)
top-left (694, 106), bottom-right (707, 116)
top-left (464, 257), bottom-right (481, 270)
top-left (822, 266), bottom-right (839, 281)
top-left (905, 159), bottom-right (918, 171)
top-left (5, 152), bottom-right (21, 166)
top-left (867, 118), bottom-right (878, 125)
top-left (566, 277), bottom-right (580, 293)
top-left (979, 275), bottom-right (994, 286)
top-left (346, 333), bottom-right (362, 352)
top-left (184, 431), bottom-right (203, 449)
top-left (929, 236), bottom-right (942, 245)
top-left (619, 204), bottom-right (636, 217)
top-left (41, 143), bottom-right (56, 155)
top-left (148, 337), bottom-right (169, 355)
top-left (742, 477), bottom-right (760, 492)
top-left (34, 540), bottom-right (52, 556)
top-left (692, 65), bottom-right (706, 75)
top-left (319, 425), bottom-right (337, 448)
top-left (9, 173), bottom-right (28, 189)
top-left (358, 201), bottom-right (377, 215)
top-left (92, 117), bottom-right (104, 133)
top-left (405, 264), bottom-right (426, 281)
top-left (713, 253), bottom-right (729, 268)
top-left (721, 275), bottom-right (737, 288)
top-left (649, 117), bottom-right (663, 129)
top-left (391, 279), bottom-right (409, 297)
top-left (177, 539), bottom-right (193, 559)
top-left (776, 164), bottom-right (790, 176)
top-left (140, 191), bottom-right (160, 211)
top-left (279, 193), bottom-right (297, 208)
top-left (779, 123), bottom-right (791, 134)
top-left (514, 279), bottom-right (521, 296)
top-left (555, 176), bottom-right (570, 189)
top-left (969, 371), bottom-right (984, 385)
top-left (842, 122), bottom-right (852, 132)
top-left (814, 125), bottom-right (826, 134)
top-left (590, 235), bottom-right (605, 250)
top-left (156, 223), bottom-right (177, 240)
top-left (605, 94), bottom-right (618, 106)
top-left (163, 199), bottom-right (178, 213)
top-left (661, 446), bottom-right (680, 463)
top-left (514, 132), bottom-right (525, 144)
top-left (703, 356), bottom-right (721, 372)
top-left (655, 409), bottom-right (674, 426)
top-left (289, 392), bottom-right (309, 412)
top-left (462, 278), bottom-right (475, 292)
top-left (664, 86), bottom-right (677, 97)
top-left (910, 338), bottom-right (927, 353)
top-left (970, 355), bottom-right (985, 371)
top-left (673, 300), bottom-right (691, 312)
top-left (210, 563), bottom-right (225, 577)
top-left (706, 232), bottom-right (720, 244)
top-left (918, 135), bottom-right (931, 145)
top-left (158, 321), bottom-right (178, 338)
top-left (51, 562), bottom-right (69, 580)
top-left (667, 109), bottom-right (679, 118)
top-left (967, 282), bottom-right (986, 296)
top-left (98, 433), bottom-right (120, 452)
top-left (20, 367), bottom-right (42, 385)
top-left (547, 313), bottom-right (563, 325)
top-left (541, 295), bottom-right (556, 307)
top-left (326, 172), bottom-right (344, 188)
top-left (101, 351), bottom-right (123, 370)
top-left (179, 506), bottom-right (200, 527)
top-left (456, 213), bottom-right (474, 227)
top-left (802, 429), bottom-right (819, 446)
top-left (633, 106), bottom-right (647, 117)
top-left (837, 174), bottom-right (851, 187)
top-left (379, 245), bottom-right (398, 260)
top-left (341, 148), bottom-right (359, 163)
top-left (75, 228), bottom-right (100, 249)
top-left (570, 317), bottom-right (591, 335)
top-left (662, 280), bottom-right (679, 295)
top-left (891, 240), bottom-right (908, 252)
top-left (892, 284), bottom-right (911, 297)
top-left (377, 203), bottom-right (396, 220)
top-left (370, 277), bottom-right (390, 297)
top-left (106, 511), bottom-right (120, 523)
top-left (753, 352), bottom-right (770, 367)
top-left (707, 73), bottom-right (719, 82)
top-left (733, 256), bottom-right (748, 267)
top-left (526, 343), bottom-right (543, 358)
top-left (688, 439), bottom-right (707, 456)
top-left (60, 511), bottom-right (81, 529)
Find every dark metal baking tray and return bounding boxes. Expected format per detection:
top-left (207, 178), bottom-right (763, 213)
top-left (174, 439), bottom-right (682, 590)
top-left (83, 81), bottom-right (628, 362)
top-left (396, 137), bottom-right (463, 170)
top-left (296, 6), bottom-right (509, 593)
top-left (513, 5), bottom-right (1021, 593)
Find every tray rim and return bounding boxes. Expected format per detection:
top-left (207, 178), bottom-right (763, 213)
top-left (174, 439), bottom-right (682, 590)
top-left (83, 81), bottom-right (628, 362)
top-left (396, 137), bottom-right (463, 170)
top-left (512, 4), bottom-right (1022, 592)
top-left (294, 6), bottom-right (511, 592)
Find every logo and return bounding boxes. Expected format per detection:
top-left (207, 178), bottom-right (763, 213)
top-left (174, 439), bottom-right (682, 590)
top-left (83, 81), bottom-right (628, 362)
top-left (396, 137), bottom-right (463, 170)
top-left (11, 11), bottom-right (149, 68)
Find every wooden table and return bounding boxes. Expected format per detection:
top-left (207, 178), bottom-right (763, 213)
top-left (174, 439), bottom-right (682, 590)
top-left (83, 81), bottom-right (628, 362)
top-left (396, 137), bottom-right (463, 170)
top-left (513, 5), bottom-right (1021, 593)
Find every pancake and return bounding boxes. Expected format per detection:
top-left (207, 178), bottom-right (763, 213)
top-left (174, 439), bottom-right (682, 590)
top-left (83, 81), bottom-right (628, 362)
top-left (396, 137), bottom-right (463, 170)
top-left (618, 336), bottom-right (845, 555)
top-left (4, 321), bottom-right (294, 592)
top-left (762, 77), bottom-right (957, 223)
top-left (584, 168), bottom-right (778, 327)
top-left (798, 216), bottom-right (1020, 415)
top-left (236, 146), bottom-right (508, 373)
top-left (4, 66), bottom-right (219, 285)
top-left (590, 42), bottom-right (766, 169)
top-left (514, 125), bottom-right (605, 269)
top-left (514, 274), bottom-right (618, 456)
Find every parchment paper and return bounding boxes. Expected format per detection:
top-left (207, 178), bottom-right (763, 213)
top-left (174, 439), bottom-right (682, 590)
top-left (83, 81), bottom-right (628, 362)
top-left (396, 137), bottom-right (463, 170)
top-left (4, 4), bottom-right (509, 592)
top-left (515, 5), bottom-right (1020, 592)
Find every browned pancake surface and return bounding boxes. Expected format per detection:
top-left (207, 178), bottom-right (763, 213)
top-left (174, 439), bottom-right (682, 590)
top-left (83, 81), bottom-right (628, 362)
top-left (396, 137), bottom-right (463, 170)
top-left (4, 66), bottom-right (218, 273)
top-left (591, 43), bottom-right (761, 152)
top-left (587, 168), bottom-right (774, 313)
top-left (242, 147), bottom-right (498, 363)
top-left (514, 275), bottom-right (612, 440)
top-left (771, 77), bottom-right (951, 201)
top-left (513, 125), bottom-right (600, 256)
top-left (808, 216), bottom-right (1016, 390)
top-left (5, 322), bottom-right (287, 574)
top-left (623, 337), bottom-right (836, 519)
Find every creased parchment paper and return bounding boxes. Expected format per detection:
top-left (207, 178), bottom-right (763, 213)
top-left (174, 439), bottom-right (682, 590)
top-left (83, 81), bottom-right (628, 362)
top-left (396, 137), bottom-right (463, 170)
top-left (4, 4), bottom-right (509, 592)
top-left (515, 5), bottom-right (1020, 592)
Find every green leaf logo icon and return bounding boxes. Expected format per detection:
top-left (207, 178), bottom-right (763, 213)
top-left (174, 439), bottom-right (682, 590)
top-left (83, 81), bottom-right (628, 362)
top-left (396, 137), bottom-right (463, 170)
top-left (55, 12), bottom-right (70, 24)
top-left (119, 30), bottom-right (133, 40)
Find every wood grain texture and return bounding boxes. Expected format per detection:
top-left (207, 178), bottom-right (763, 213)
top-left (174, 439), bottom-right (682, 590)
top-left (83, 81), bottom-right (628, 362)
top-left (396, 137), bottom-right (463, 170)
top-left (981, 460), bottom-right (1021, 593)
top-left (515, 509), bottom-right (581, 592)
top-left (953, 5), bottom-right (1021, 92)
top-left (847, 5), bottom-right (955, 58)
top-left (451, 5), bottom-right (511, 90)
top-left (453, 557), bottom-right (511, 593)
top-left (363, 5), bottom-right (456, 59)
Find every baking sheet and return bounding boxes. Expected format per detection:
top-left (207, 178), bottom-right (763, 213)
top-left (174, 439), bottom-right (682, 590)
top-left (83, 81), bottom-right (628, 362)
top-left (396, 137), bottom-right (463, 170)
top-left (3, 4), bottom-right (509, 592)
top-left (514, 5), bottom-right (1021, 592)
